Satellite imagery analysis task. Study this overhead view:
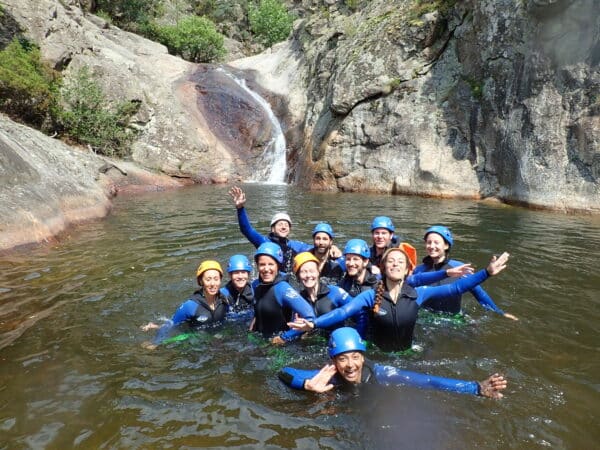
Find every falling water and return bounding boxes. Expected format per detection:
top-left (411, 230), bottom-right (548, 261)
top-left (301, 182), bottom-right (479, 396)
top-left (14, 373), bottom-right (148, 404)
top-left (219, 68), bottom-right (287, 184)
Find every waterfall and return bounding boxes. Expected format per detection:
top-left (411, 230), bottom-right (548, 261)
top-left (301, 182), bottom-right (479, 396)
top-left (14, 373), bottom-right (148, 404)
top-left (218, 68), bottom-right (287, 185)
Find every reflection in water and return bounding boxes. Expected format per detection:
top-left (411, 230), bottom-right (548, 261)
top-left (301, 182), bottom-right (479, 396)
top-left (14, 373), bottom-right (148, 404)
top-left (0, 184), bottom-right (599, 448)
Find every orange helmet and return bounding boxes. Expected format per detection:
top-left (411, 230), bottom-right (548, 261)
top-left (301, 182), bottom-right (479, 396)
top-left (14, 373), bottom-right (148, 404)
top-left (380, 243), bottom-right (417, 273)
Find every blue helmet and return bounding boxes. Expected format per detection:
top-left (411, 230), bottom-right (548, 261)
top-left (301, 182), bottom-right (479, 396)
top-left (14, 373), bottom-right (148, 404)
top-left (343, 239), bottom-right (370, 259)
top-left (424, 225), bottom-right (454, 247)
top-left (227, 254), bottom-right (252, 273)
top-left (254, 242), bottom-right (283, 264)
top-left (312, 223), bottom-right (335, 238)
top-left (328, 327), bottom-right (367, 358)
top-left (371, 216), bottom-right (395, 232)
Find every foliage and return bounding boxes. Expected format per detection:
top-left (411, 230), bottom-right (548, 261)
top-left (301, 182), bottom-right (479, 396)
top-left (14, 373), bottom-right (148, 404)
top-left (409, 0), bottom-right (458, 18)
top-left (0, 38), bottom-right (58, 127)
top-left (248, 0), bottom-right (294, 47)
top-left (94, 0), bottom-right (163, 30)
top-left (464, 76), bottom-right (483, 100)
top-left (344, 0), bottom-right (360, 11)
top-left (142, 15), bottom-right (225, 62)
top-left (55, 67), bottom-right (139, 157)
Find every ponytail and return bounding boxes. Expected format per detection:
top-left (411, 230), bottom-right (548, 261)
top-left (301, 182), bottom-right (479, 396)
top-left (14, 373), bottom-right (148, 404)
top-left (373, 280), bottom-right (385, 314)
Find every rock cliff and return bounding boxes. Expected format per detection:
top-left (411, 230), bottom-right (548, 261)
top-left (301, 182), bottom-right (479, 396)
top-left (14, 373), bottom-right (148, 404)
top-left (237, 0), bottom-right (599, 211)
top-left (0, 0), bottom-right (598, 253)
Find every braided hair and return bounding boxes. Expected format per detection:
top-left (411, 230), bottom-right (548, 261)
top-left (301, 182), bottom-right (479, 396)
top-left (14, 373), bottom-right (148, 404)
top-left (372, 279), bottom-right (386, 315)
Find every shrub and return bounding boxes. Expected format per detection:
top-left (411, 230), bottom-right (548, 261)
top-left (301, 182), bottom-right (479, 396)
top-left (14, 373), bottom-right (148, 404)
top-left (93, 0), bottom-right (162, 30)
top-left (0, 38), bottom-right (58, 127)
top-left (55, 67), bottom-right (139, 157)
top-left (248, 0), bottom-right (294, 47)
top-left (143, 15), bottom-right (225, 63)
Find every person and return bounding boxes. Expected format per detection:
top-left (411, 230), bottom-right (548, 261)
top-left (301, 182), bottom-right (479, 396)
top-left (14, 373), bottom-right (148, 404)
top-left (229, 186), bottom-right (312, 273)
top-left (413, 225), bottom-right (518, 320)
top-left (309, 223), bottom-right (344, 284)
top-left (288, 245), bottom-right (509, 352)
top-left (339, 239), bottom-right (468, 299)
top-left (141, 260), bottom-right (229, 348)
top-left (369, 216), bottom-right (399, 271)
top-left (338, 239), bottom-right (380, 298)
top-left (279, 327), bottom-right (507, 398)
top-left (220, 254), bottom-right (254, 312)
top-left (251, 242), bottom-right (316, 338)
top-left (273, 252), bottom-right (353, 344)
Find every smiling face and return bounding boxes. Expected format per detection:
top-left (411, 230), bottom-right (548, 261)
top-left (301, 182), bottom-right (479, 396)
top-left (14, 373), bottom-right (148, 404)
top-left (271, 220), bottom-right (291, 238)
top-left (345, 254), bottom-right (368, 277)
top-left (298, 260), bottom-right (319, 290)
top-left (230, 270), bottom-right (249, 291)
top-left (313, 232), bottom-right (332, 256)
top-left (333, 351), bottom-right (365, 384)
top-left (383, 249), bottom-right (409, 282)
top-left (425, 232), bottom-right (449, 263)
top-left (257, 255), bottom-right (279, 283)
top-left (372, 228), bottom-right (393, 250)
top-left (200, 269), bottom-right (222, 298)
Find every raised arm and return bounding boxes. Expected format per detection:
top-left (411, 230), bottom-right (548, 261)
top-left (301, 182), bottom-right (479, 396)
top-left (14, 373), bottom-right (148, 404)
top-left (229, 186), bottom-right (268, 248)
top-left (278, 365), bottom-right (337, 391)
top-left (373, 365), bottom-right (507, 398)
top-left (415, 253), bottom-right (510, 306)
top-left (406, 263), bottom-right (473, 287)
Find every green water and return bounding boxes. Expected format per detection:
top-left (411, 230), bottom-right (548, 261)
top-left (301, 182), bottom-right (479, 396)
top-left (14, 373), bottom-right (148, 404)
top-left (1, 184), bottom-right (599, 449)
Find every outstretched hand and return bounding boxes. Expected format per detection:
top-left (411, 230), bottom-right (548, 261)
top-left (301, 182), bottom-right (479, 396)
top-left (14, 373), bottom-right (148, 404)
top-left (304, 364), bottom-right (337, 393)
top-left (271, 335), bottom-right (286, 346)
top-left (141, 322), bottom-right (160, 332)
top-left (478, 373), bottom-right (507, 399)
top-left (486, 252), bottom-right (510, 276)
top-left (287, 317), bottom-right (315, 332)
top-left (447, 263), bottom-right (474, 278)
top-left (503, 312), bottom-right (519, 321)
top-left (329, 245), bottom-right (342, 259)
top-left (229, 186), bottom-right (246, 209)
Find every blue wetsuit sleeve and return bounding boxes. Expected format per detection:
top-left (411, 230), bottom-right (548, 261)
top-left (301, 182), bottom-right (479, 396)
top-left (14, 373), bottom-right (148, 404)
top-left (313, 290), bottom-right (375, 329)
top-left (237, 207), bottom-right (268, 248)
top-left (415, 269), bottom-right (490, 306)
top-left (278, 367), bottom-right (322, 390)
top-left (412, 264), bottom-right (425, 274)
top-left (290, 239), bottom-right (312, 253)
top-left (170, 300), bottom-right (199, 325)
top-left (444, 260), bottom-right (504, 315)
top-left (152, 299), bottom-right (197, 344)
top-left (275, 283), bottom-right (315, 321)
top-left (406, 269), bottom-right (449, 287)
top-left (470, 285), bottom-right (505, 315)
top-left (373, 364), bottom-right (480, 395)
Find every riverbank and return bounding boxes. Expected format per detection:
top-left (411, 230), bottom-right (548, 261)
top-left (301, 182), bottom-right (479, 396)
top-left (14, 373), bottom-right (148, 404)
top-left (0, 114), bottom-right (190, 253)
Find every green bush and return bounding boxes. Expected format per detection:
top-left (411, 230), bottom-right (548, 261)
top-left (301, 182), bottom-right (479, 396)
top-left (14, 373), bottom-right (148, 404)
top-left (143, 15), bottom-right (225, 62)
top-left (55, 67), bottom-right (139, 157)
top-left (248, 0), bottom-right (294, 47)
top-left (94, 0), bottom-right (162, 30)
top-left (0, 38), bottom-right (58, 127)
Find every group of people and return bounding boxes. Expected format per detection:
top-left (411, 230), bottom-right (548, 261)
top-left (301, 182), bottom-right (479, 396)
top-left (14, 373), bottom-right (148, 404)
top-left (142, 186), bottom-right (517, 399)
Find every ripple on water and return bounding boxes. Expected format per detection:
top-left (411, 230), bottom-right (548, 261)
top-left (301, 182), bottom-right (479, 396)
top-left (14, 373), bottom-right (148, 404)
top-left (0, 185), bottom-right (598, 448)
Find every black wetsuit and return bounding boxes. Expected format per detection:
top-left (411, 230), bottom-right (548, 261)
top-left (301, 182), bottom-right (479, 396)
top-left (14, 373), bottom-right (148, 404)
top-left (251, 274), bottom-right (315, 338)
top-left (220, 281), bottom-right (254, 312)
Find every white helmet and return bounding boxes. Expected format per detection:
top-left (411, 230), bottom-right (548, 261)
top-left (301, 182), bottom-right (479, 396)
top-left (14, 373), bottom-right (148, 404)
top-left (270, 212), bottom-right (292, 227)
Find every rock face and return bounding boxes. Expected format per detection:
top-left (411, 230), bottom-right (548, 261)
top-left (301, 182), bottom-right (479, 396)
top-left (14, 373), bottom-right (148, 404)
top-left (242, 0), bottom-right (599, 212)
top-left (1, 0), bottom-right (240, 183)
top-left (0, 114), bottom-right (186, 252)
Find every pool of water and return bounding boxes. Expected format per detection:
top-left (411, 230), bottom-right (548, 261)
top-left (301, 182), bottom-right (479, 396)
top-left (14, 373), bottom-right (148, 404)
top-left (1, 184), bottom-right (599, 449)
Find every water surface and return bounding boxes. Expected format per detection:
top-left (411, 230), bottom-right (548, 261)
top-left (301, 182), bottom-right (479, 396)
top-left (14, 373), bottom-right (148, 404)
top-left (1, 184), bottom-right (598, 449)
